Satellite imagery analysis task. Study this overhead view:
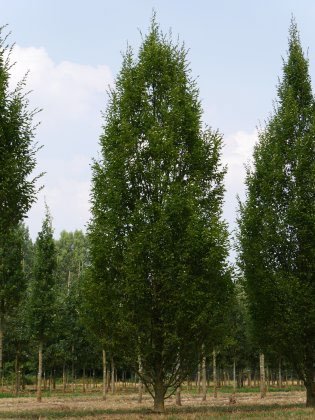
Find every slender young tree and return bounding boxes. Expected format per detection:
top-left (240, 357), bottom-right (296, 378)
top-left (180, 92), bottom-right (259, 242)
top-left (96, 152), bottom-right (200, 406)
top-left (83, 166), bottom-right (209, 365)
top-left (28, 207), bottom-right (56, 402)
top-left (88, 17), bottom-right (231, 412)
top-left (238, 20), bottom-right (315, 406)
top-left (0, 26), bottom-right (41, 383)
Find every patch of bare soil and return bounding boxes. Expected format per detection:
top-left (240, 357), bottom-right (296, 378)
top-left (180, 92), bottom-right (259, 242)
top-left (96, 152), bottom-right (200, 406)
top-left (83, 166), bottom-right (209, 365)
top-left (0, 390), bottom-right (308, 418)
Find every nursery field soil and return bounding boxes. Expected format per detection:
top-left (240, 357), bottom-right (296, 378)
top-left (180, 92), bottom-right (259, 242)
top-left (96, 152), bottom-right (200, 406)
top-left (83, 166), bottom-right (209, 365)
top-left (0, 389), bottom-right (313, 418)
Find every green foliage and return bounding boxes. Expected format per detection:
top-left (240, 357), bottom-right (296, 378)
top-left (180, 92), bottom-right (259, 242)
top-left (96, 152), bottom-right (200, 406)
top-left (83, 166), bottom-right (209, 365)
top-left (2, 225), bottom-right (33, 375)
top-left (238, 19), bottom-right (315, 396)
top-left (0, 25), bottom-right (40, 376)
top-left (28, 207), bottom-right (57, 343)
top-left (88, 17), bottom-right (232, 401)
top-left (221, 281), bottom-right (257, 374)
top-left (0, 224), bottom-right (30, 318)
top-left (55, 230), bottom-right (88, 288)
top-left (4, 225), bottom-right (33, 336)
top-left (51, 230), bottom-right (97, 371)
top-left (0, 27), bottom-right (41, 235)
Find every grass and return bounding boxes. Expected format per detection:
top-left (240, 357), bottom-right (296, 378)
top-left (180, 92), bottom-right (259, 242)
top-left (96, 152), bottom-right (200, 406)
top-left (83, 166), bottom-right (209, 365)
top-left (0, 403), bottom-right (313, 419)
top-left (186, 384), bottom-right (304, 395)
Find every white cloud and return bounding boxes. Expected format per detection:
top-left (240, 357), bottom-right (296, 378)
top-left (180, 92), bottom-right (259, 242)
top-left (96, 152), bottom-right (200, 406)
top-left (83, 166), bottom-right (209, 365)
top-left (8, 45), bottom-right (113, 239)
top-left (222, 130), bottom-right (257, 232)
top-left (9, 45), bottom-right (112, 120)
top-left (8, 44), bottom-right (257, 245)
top-left (30, 154), bottom-right (92, 236)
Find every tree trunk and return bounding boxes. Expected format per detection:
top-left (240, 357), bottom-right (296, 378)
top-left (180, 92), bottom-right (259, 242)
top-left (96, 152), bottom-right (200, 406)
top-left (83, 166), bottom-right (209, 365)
top-left (233, 358), bottom-right (236, 393)
top-left (306, 382), bottom-right (315, 407)
top-left (259, 353), bottom-right (266, 398)
top-left (0, 316), bottom-right (3, 388)
top-left (237, 370), bottom-right (243, 388)
top-left (201, 355), bottom-right (207, 401)
top-left (63, 364), bottom-right (66, 393)
top-left (278, 359), bottom-right (282, 388)
top-left (102, 349), bottom-right (106, 400)
top-left (111, 356), bottom-right (115, 394)
top-left (72, 371), bottom-right (76, 392)
top-left (82, 365), bottom-right (86, 393)
top-left (138, 356), bottom-right (143, 403)
top-left (67, 270), bottom-right (71, 290)
top-left (21, 368), bottom-right (25, 390)
top-left (213, 349), bottom-right (217, 398)
top-left (48, 370), bottom-right (52, 392)
top-left (153, 380), bottom-right (165, 412)
top-left (176, 385), bottom-right (182, 406)
top-left (305, 366), bottom-right (315, 408)
top-left (71, 345), bottom-right (75, 392)
top-left (197, 363), bottom-right (201, 393)
top-left (106, 368), bottom-right (110, 391)
top-left (266, 364), bottom-right (270, 388)
top-left (37, 341), bottom-right (43, 402)
top-left (15, 354), bottom-right (20, 396)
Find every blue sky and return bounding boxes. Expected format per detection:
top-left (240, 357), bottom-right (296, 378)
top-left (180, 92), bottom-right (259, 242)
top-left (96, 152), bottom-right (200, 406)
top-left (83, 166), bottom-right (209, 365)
top-left (1, 0), bottom-right (315, 241)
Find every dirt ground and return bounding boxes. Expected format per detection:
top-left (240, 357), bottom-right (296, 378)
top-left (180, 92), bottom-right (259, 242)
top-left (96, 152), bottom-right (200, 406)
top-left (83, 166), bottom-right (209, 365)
top-left (0, 389), bottom-right (310, 419)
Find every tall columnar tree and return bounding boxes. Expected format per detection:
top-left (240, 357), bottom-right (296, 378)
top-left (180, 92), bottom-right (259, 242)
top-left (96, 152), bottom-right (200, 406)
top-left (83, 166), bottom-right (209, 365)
top-left (0, 224), bottom-right (31, 381)
top-left (238, 20), bottom-right (315, 406)
top-left (28, 207), bottom-right (56, 402)
top-left (0, 26), bottom-right (41, 380)
top-left (88, 18), bottom-right (231, 412)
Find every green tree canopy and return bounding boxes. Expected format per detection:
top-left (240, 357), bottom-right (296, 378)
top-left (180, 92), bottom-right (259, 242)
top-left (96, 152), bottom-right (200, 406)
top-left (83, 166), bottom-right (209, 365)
top-left (0, 25), bottom-right (41, 383)
top-left (0, 27), bottom-right (41, 234)
top-left (88, 18), bottom-right (232, 412)
top-left (238, 20), bottom-right (315, 406)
